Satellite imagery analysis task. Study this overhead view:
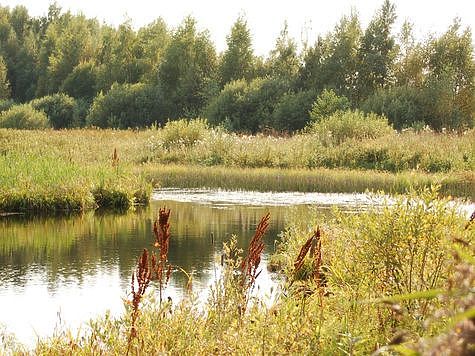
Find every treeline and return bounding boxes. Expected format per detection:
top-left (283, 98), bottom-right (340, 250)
top-left (0, 1), bottom-right (473, 132)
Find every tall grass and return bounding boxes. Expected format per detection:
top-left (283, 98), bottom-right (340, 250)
top-left (0, 150), bottom-right (150, 213)
top-left (143, 163), bottom-right (475, 199)
top-left (0, 125), bottom-right (473, 214)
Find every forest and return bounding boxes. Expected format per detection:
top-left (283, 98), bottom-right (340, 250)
top-left (0, 0), bottom-right (473, 133)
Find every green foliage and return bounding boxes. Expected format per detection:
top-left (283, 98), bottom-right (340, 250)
top-left (161, 118), bottom-right (210, 148)
top-left (0, 55), bottom-right (11, 99)
top-left (307, 110), bottom-right (393, 145)
top-left (331, 187), bottom-right (461, 297)
top-left (267, 22), bottom-right (299, 81)
top-left (206, 77), bottom-right (289, 132)
top-left (158, 17), bottom-right (217, 118)
top-left (0, 104), bottom-right (49, 129)
top-left (0, 98), bottom-right (14, 112)
top-left (356, 0), bottom-right (397, 100)
top-left (300, 13), bottom-right (361, 101)
top-left (60, 61), bottom-right (98, 100)
top-left (219, 16), bottom-right (255, 86)
top-left (30, 93), bottom-right (76, 129)
top-left (272, 90), bottom-right (316, 131)
top-left (86, 83), bottom-right (163, 128)
top-left (362, 86), bottom-right (425, 129)
top-left (0, 3), bottom-right (473, 132)
top-left (309, 89), bottom-right (351, 122)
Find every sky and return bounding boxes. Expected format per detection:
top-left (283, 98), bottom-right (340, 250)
top-left (1, 0), bottom-right (474, 56)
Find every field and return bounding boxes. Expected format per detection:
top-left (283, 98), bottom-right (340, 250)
top-left (0, 124), bottom-right (474, 215)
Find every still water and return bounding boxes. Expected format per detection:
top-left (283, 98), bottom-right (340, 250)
top-left (0, 189), bottom-right (472, 345)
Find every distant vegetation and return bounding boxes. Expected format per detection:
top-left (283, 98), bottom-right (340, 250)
top-left (0, 1), bottom-right (472, 132)
top-left (0, 125), bottom-right (473, 214)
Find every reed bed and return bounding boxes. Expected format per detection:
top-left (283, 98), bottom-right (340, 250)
top-left (0, 126), bottom-right (473, 215)
top-left (143, 164), bottom-right (475, 200)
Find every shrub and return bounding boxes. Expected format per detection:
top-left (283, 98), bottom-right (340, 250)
top-left (272, 90), bottom-right (316, 131)
top-left (0, 104), bottom-right (49, 129)
top-left (205, 77), bottom-right (289, 133)
top-left (309, 89), bottom-right (351, 122)
top-left (60, 61), bottom-right (98, 100)
top-left (362, 86), bottom-right (426, 130)
top-left (30, 93), bottom-right (77, 129)
top-left (0, 99), bottom-right (15, 113)
top-left (306, 110), bottom-right (393, 145)
top-left (86, 83), bottom-right (164, 128)
top-left (161, 118), bottom-right (210, 148)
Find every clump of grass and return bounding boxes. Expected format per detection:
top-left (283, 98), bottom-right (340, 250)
top-left (143, 163), bottom-right (475, 200)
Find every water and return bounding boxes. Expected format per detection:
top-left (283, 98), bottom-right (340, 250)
top-left (0, 189), bottom-right (473, 346)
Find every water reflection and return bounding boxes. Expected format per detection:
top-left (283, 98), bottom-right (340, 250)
top-left (3, 189), bottom-right (471, 346)
top-left (0, 198), bottom-right (295, 345)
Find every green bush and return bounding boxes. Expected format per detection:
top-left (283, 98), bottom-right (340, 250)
top-left (205, 77), bottom-right (289, 133)
top-left (0, 104), bottom-right (49, 129)
top-left (161, 118), bottom-right (210, 148)
top-left (60, 61), bottom-right (98, 100)
top-left (0, 99), bottom-right (15, 113)
top-left (309, 89), bottom-right (351, 122)
top-left (362, 86), bottom-right (426, 130)
top-left (307, 110), bottom-right (394, 145)
top-left (86, 83), bottom-right (164, 128)
top-left (272, 90), bottom-right (316, 131)
top-left (30, 93), bottom-right (77, 129)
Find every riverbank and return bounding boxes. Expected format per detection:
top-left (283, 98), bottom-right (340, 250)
top-left (0, 126), bottom-right (473, 214)
top-left (2, 187), bottom-right (473, 354)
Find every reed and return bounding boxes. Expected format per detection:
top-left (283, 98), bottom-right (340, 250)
top-left (0, 127), bottom-right (473, 215)
top-left (143, 164), bottom-right (475, 200)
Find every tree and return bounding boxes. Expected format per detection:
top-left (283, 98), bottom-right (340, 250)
top-left (309, 89), bottom-right (350, 122)
top-left (158, 17), bottom-right (217, 118)
top-left (0, 56), bottom-right (11, 99)
top-left (426, 19), bottom-right (474, 129)
top-left (394, 21), bottom-right (425, 87)
top-left (60, 61), bottom-right (97, 100)
top-left (356, 0), bottom-right (397, 101)
top-left (219, 16), bottom-right (255, 86)
top-left (321, 12), bottom-right (361, 101)
top-left (268, 21), bottom-right (299, 83)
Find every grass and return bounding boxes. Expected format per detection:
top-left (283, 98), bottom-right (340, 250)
top-left (4, 187), bottom-right (473, 355)
top-left (0, 124), bottom-right (473, 214)
top-left (143, 163), bottom-right (475, 200)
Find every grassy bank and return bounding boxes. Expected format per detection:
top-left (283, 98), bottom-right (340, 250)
top-left (3, 188), bottom-right (473, 354)
top-left (144, 163), bottom-right (475, 200)
top-left (0, 125), bottom-right (473, 214)
top-left (0, 150), bottom-right (150, 214)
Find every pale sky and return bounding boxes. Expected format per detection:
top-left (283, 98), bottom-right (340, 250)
top-left (1, 0), bottom-right (474, 55)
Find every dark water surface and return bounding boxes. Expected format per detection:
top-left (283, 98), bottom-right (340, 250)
top-left (0, 189), bottom-right (473, 345)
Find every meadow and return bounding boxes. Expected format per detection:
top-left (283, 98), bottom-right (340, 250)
top-left (0, 121), bottom-right (473, 215)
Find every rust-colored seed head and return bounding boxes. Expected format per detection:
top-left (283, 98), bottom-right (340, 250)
top-left (242, 213), bottom-right (270, 289)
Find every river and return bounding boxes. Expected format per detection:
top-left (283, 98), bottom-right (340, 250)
top-left (0, 188), bottom-right (472, 346)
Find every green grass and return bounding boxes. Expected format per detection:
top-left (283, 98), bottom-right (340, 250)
top-left (0, 150), bottom-right (150, 214)
top-left (143, 164), bottom-right (475, 200)
top-left (0, 125), bottom-right (473, 214)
